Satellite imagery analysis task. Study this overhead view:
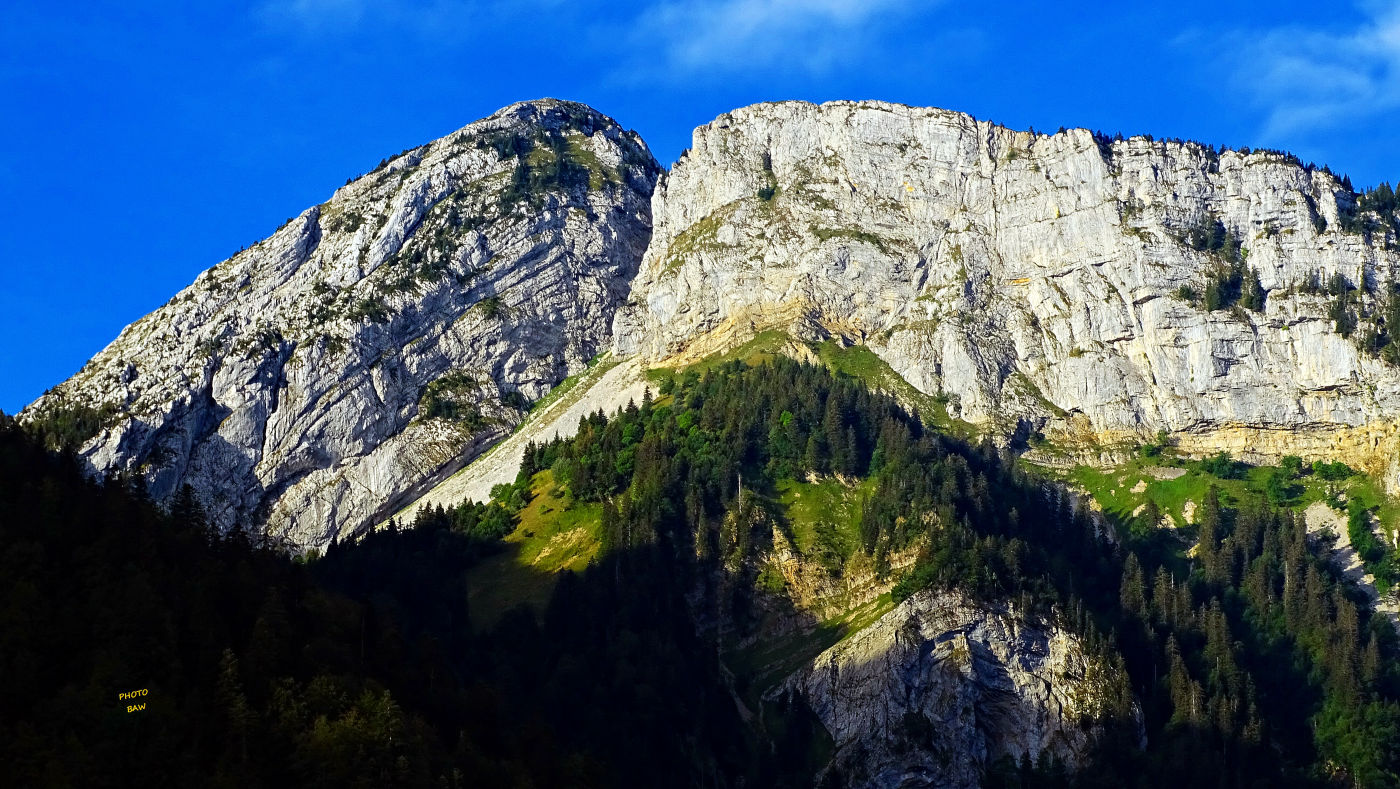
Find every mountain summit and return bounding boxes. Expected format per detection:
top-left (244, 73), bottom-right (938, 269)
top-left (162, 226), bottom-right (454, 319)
top-left (22, 99), bottom-right (661, 546)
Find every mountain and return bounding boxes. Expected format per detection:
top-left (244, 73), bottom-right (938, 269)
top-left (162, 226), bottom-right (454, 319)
top-left (615, 100), bottom-right (1400, 482)
top-left (26, 99), bottom-right (1400, 547)
top-left (12, 99), bottom-right (1400, 785)
top-left (8, 356), bottom-right (1394, 786)
top-left (0, 362), bottom-right (1145, 787)
top-left (21, 99), bottom-right (660, 547)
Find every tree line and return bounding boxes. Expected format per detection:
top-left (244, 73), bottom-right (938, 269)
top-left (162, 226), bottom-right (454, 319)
top-left (6, 356), bottom-right (1400, 786)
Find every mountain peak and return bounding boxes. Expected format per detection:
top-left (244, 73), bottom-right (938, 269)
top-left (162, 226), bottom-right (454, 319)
top-left (22, 98), bottom-right (661, 546)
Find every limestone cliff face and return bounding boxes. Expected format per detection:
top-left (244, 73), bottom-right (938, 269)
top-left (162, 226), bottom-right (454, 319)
top-left (22, 99), bottom-right (661, 547)
top-left (613, 100), bottom-right (1400, 480)
top-left (780, 589), bottom-right (1133, 788)
top-left (27, 97), bottom-right (1400, 545)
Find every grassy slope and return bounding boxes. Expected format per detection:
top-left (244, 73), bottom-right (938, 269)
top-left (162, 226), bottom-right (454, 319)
top-left (1033, 450), bottom-right (1398, 549)
top-left (465, 469), bottom-right (601, 628)
top-left (727, 475), bottom-right (895, 706)
top-left (462, 459), bottom-right (897, 702)
top-left (726, 593), bottom-right (892, 710)
top-left (644, 329), bottom-right (792, 386)
top-left (1348, 474), bottom-right (1400, 543)
top-left (775, 475), bottom-right (871, 558)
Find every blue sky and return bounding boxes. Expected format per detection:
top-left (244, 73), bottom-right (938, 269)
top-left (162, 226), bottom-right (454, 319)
top-left (2, 0), bottom-right (1397, 413)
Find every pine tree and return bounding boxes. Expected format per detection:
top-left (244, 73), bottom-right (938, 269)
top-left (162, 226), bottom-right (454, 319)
top-left (803, 433), bottom-right (825, 474)
top-left (1120, 553), bottom-right (1146, 616)
top-left (169, 483), bottom-right (208, 533)
top-left (1198, 486), bottom-right (1224, 583)
top-left (1241, 267), bottom-right (1266, 312)
top-left (600, 498), bottom-right (622, 553)
top-left (1363, 637), bottom-right (1382, 687)
top-left (217, 649), bottom-right (253, 765)
top-left (1153, 566), bottom-right (1175, 626)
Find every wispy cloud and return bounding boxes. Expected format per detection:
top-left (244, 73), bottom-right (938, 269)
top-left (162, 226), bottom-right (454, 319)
top-left (1220, 2), bottom-right (1400, 138)
top-left (259, 0), bottom-right (371, 34)
top-left (257, 0), bottom-right (486, 39)
top-left (631, 0), bottom-right (934, 77)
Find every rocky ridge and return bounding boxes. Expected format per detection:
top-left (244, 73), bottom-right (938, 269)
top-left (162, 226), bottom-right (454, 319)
top-left (26, 97), bottom-right (1400, 541)
top-left (779, 588), bottom-right (1134, 788)
top-left (614, 100), bottom-right (1400, 485)
top-left (22, 99), bottom-right (661, 547)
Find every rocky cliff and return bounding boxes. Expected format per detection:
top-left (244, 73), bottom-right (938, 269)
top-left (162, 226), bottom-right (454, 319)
top-left (28, 97), bottom-right (1400, 545)
top-left (22, 99), bottom-right (661, 547)
top-left (779, 589), bottom-right (1134, 788)
top-left (613, 100), bottom-right (1400, 483)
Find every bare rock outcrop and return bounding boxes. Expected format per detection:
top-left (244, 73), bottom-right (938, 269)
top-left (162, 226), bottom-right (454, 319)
top-left (779, 589), bottom-right (1135, 788)
top-left (615, 100), bottom-right (1400, 483)
top-left (22, 99), bottom-right (661, 547)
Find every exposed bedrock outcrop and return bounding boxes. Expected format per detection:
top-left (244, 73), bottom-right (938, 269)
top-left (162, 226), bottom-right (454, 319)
top-left (778, 589), bottom-right (1136, 788)
top-left (23, 99), bottom-right (661, 547)
top-left (614, 100), bottom-right (1400, 484)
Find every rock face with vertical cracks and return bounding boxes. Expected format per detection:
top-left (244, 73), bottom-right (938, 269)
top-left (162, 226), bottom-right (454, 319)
top-left (22, 99), bottom-right (661, 548)
top-left (613, 100), bottom-right (1400, 484)
top-left (778, 589), bottom-right (1136, 788)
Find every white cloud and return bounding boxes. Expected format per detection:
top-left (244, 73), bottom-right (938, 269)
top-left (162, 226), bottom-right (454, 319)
top-left (1225, 2), bottom-right (1400, 138)
top-left (634, 0), bottom-right (927, 76)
